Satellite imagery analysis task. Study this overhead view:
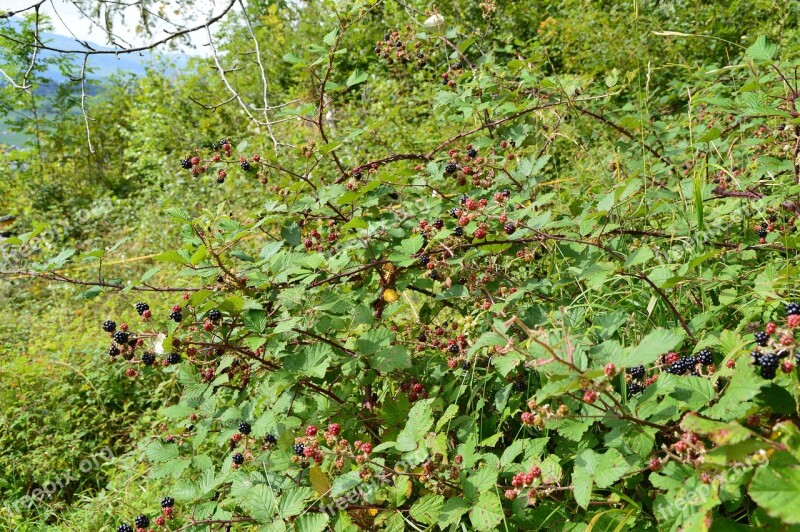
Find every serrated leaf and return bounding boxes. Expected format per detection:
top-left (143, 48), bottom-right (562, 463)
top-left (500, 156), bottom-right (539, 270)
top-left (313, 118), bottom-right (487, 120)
top-left (346, 69), bottom-right (368, 87)
top-left (242, 485), bottom-right (276, 523)
top-left (749, 463), bottom-right (800, 524)
top-left (295, 513), bottom-right (329, 532)
top-left (621, 329), bottom-right (686, 367)
top-left (469, 492), bottom-right (503, 531)
top-left (372, 345), bottom-right (411, 372)
top-left (396, 399), bottom-right (434, 453)
top-left (746, 35), bottom-right (778, 62)
top-left (409, 494), bottom-right (443, 525)
top-left (278, 487), bottom-right (314, 517)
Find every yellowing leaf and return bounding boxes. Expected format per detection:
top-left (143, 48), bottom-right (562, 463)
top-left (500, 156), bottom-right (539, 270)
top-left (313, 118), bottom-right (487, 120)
top-left (309, 466), bottom-right (331, 497)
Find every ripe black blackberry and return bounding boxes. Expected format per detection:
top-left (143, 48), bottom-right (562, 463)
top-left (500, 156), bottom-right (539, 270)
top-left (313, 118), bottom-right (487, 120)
top-left (180, 158), bottom-right (192, 169)
top-left (135, 302), bottom-right (149, 316)
top-left (448, 343), bottom-right (460, 354)
top-left (453, 227), bottom-right (464, 237)
top-left (433, 219), bottom-right (444, 230)
top-left (232, 452), bottom-right (245, 465)
top-left (504, 223), bottom-right (516, 235)
top-left (142, 352), bottom-right (156, 366)
top-left (461, 361), bottom-right (470, 370)
top-left (760, 353), bottom-right (779, 370)
top-left (453, 61), bottom-right (463, 69)
top-left (696, 349), bottom-right (713, 366)
top-left (208, 309), bottom-right (222, 321)
top-left (627, 382), bottom-right (644, 395)
top-left (134, 515), bottom-right (150, 529)
top-left (628, 365), bottom-right (645, 379)
top-left (169, 311), bottom-right (183, 322)
top-left (419, 255), bottom-right (430, 266)
top-left (754, 332), bottom-right (770, 347)
top-left (103, 320), bottom-right (117, 332)
top-left (293, 443), bottom-right (305, 456)
top-left (513, 380), bottom-right (526, 392)
top-left (666, 357), bottom-right (693, 375)
top-left (166, 353), bottom-right (181, 365)
top-left (117, 524), bottom-right (133, 532)
top-left (161, 496), bottom-right (175, 508)
top-left (219, 138), bottom-right (229, 147)
top-left (445, 163), bottom-right (457, 174)
top-left (264, 433), bottom-right (277, 445)
top-left (467, 148), bottom-right (478, 158)
top-left (353, 171), bottom-right (363, 181)
top-left (239, 421), bottom-right (252, 435)
top-left (761, 365), bottom-right (777, 379)
top-left (459, 194), bottom-right (468, 205)
top-left (777, 349), bottom-right (790, 359)
top-left (787, 302), bottom-right (800, 316)
top-left (109, 344), bottom-right (120, 357)
top-left (757, 228), bottom-right (768, 238)
top-left (241, 161), bottom-right (252, 171)
top-left (417, 333), bottom-right (427, 343)
top-left (752, 351), bottom-right (763, 366)
top-left (113, 331), bottom-right (129, 345)
top-left (429, 270), bottom-right (439, 280)
top-left (449, 208), bottom-right (460, 218)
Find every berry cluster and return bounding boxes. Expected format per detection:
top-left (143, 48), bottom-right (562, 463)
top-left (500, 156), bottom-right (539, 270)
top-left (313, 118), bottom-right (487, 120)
top-left (290, 426), bottom-right (325, 466)
top-left (416, 452), bottom-right (462, 494)
top-left (506, 464), bottom-right (543, 502)
top-left (399, 380), bottom-right (429, 401)
top-left (520, 399), bottom-right (569, 428)
top-left (748, 304), bottom-right (800, 379)
top-left (374, 27), bottom-right (428, 68)
top-left (178, 138), bottom-right (266, 184)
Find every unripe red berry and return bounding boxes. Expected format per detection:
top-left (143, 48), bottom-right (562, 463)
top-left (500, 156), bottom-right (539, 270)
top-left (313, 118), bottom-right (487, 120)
top-left (766, 322), bottom-right (777, 334)
top-left (521, 412), bottom-right (534, 426)
top-left (327, 423), bottom-right (341, 436)
top-left (172, 305), bottom-right (182, 313)
top-left (674, 440), bottom-right (687, 453)
top-left (604, 363), bottom-right (616, 377)
top-left (648, 456), bottom-right (662, 471)
top-left (361, 442), bottom-right (373, 454)
top-left (306, 425), bottom-right (318, 437)
top-left (782, 360), bottom-right (795, 373)
top-left (529, 465), bottom-right (541, 478)
top-left (583, 389), bottom-right (597, 403)
top-left (504, 489), bottom-right (518, 500)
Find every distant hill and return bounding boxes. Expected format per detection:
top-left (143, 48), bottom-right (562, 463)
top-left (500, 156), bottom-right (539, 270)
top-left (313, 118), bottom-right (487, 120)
top-left (2, 18), bottom-right (189, 83)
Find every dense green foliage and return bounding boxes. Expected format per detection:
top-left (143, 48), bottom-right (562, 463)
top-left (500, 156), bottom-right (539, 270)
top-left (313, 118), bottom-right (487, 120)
top-left (5, 1), bottom-right (800, 530)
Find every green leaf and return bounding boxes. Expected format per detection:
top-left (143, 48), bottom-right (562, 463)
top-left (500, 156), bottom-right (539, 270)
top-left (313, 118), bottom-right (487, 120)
top-left (746, 35), bottom-right (778, 62)
top-left (278, 487), bottom-right (314, 517)
top-left (346, 69), bottom-right (368, 87)
top-left (243, 309), bottom-right (268, 334)
top-left (372, 346), bottom-right (411, 372)
top-left (396, 399), bottom-right (434, 453)
top-left (621, 329), bottom-right (686, 367)
top-left (295, 513), bottom-right (329, 532)
top-left (572, 449), bottom-right (632, 509)
top-left (469, 491), bottom-right (504, 531)
top-left (409, 494), bottom-right (443, 525)
top-left (242, 485), bottom-right (277, 523)
top-left (438, 497), bottom-right (470, 528)
top-left (749, 463), bottom-right (800, 524)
